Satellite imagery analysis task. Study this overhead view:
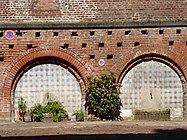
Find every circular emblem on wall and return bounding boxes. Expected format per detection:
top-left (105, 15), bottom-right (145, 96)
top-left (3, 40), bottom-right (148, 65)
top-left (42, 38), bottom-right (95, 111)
top-left (99, 59), bottom-right (105, 66)
top-left (4, 30), bottom-right (15, 40)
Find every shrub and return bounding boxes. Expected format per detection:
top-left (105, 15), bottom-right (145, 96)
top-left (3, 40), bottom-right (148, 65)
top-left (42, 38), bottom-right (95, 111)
top-left (18, 97), bottom-right (27, 122)
top-left (30, 100), bottom-right (68, 122)
top-left (30, 104), bottom-right (44, 122)
top-left (44, 100), bottom-right (66, 122)
top-left (85, 73), bottom-right (122, 120)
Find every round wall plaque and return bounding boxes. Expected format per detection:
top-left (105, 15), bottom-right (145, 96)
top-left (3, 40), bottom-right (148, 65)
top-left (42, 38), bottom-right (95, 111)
top-left (99, 59), bottom-right (105, 66)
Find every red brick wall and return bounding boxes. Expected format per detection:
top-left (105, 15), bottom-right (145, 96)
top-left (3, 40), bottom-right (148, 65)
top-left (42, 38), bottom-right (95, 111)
top-left (1, 0), bottom-right (187, 121)
top-left (1, 0), bottom-right (187, 23)
top-left (0, 27), bottom-right (187, 121)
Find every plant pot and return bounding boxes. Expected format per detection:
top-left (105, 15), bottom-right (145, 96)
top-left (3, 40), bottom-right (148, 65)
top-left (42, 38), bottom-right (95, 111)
top-left (43, 113), bottom-right (53, 122)
top-left (76, 114), bottom-right (84, 121)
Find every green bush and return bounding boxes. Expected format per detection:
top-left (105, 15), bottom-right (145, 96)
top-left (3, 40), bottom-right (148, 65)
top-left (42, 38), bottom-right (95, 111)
top-left (30, 100), bottom-right (68, 122)
top-left (30, 104), bottom-right (44, 122)
top-left (44, 100), bottom-right (66, 122)
top-left (85, 73), bottom-right (122, 121)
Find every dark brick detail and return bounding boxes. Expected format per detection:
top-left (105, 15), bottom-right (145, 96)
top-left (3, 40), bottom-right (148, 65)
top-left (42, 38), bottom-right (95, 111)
top-left (159, 30), bottom-right (164, 34)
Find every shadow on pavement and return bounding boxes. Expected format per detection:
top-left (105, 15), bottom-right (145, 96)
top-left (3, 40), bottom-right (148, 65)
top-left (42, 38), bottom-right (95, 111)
top-left (1, 128), bottom-right (187, 140)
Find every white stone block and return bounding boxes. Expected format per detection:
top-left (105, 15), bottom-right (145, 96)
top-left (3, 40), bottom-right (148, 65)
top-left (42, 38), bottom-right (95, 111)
top-left (120, 109), bottom-right (133, 119)
top-left (170, 108), bottom-right (183, 120)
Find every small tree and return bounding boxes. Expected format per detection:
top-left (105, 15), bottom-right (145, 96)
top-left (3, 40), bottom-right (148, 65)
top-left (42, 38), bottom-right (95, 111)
top-left (85, 73), bottom-right (122, 120)
top-left (18, 97), bottom-right (27, 122)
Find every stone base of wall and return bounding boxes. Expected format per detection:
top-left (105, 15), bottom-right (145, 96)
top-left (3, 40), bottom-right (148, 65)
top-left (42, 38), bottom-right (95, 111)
top-left (133, 110), bottom-right (170, 121)
top-left (0, 117), bottom-right (11, 122)
top-left (121, 109), bottom-right (185, 121)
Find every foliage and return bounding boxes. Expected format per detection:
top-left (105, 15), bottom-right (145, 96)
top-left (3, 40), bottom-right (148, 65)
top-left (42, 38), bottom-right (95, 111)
top-left (85, 73), bottom-right (122, 120)
top-left (72, 110), bottom-right (84, 121)
top-left (44, 100), bottom-right (66, 122)
top-left (18, 97), bottom-right (27, 122)
top-left (30, 100), bottom-right (68, 122)
top-left (30, 104), bottom-right (44, 122)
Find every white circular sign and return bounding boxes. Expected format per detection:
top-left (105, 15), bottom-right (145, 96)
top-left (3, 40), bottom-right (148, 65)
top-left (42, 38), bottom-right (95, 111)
top-left (99, 59), bottom-right (105, 66)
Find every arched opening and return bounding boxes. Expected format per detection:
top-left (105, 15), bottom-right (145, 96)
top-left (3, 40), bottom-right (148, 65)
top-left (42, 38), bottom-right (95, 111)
top-left (3, 47), bottom-right (90, 121)
top-left (120, 59), bottom-right (184, 120)
top-left (14, 63), bottom-right (82, 118)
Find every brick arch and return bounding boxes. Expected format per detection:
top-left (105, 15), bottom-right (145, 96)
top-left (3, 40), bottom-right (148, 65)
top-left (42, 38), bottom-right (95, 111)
top-left (117, 49), bottom-right (187, 85)
top-left (117, 49), bottom-right (187, 119)
top-left (3, 47), bottom-right (90, 97)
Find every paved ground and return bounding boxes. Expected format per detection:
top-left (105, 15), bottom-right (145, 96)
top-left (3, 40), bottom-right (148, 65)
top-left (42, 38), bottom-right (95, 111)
top-left (0, 121), bottom-right (187, 139)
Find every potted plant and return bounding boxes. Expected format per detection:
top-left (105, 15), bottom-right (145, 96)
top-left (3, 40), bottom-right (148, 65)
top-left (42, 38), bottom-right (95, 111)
top-left (18, 97), bottom-right (27, 122)
top-left (72, 110), bottom-right (84, 121)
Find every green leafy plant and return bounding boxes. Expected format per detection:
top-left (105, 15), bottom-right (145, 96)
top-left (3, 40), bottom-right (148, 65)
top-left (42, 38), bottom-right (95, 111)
top-left (30, 104), bottom-right (44, 122)
top-left (18, 97), bottom-right (27, 122)
top-left (72, 110), bottom-right (84, 121)
top-left (30, 99), bottom-right (68, 122)
top-left (44, 100), bottom-right (66, 122)
top-left (85, 73), bottom-right (122, 121)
